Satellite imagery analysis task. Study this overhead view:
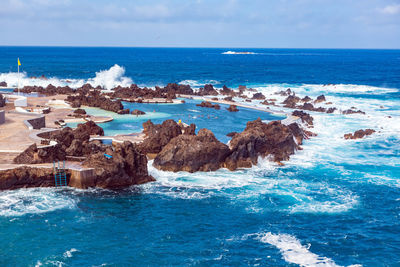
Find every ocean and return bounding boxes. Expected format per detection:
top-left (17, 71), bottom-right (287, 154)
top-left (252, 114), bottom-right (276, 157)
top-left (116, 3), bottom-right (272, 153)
top-left (0, 47), bottom-right (399, 266)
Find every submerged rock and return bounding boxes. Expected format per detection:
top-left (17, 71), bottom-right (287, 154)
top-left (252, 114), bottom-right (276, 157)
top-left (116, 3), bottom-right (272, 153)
top-left (153, 129), bottom-right (230, 172)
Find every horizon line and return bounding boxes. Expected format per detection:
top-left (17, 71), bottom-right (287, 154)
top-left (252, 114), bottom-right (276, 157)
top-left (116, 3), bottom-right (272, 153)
top-left (0, 45), bottom-right (399, 50)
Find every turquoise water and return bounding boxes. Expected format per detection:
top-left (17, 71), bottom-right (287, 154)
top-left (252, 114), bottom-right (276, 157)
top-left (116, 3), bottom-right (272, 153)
top-left (0, 47), bottom-right (399, 266)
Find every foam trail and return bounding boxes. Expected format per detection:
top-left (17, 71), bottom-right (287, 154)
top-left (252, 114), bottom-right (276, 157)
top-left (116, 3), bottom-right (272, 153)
top-left (0, 188), bottom-right (77, 217)
top-left (0, 64), bottom-right (132, 90)
top-left (251, 232), bottom-right (361, 267)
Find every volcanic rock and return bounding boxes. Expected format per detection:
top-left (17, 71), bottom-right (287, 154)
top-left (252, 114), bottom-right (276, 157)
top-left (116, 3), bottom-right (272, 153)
top-left (301, 96), bottom-right (312, 102)
top-left (315, 95), bottom-right (326, 103)
top-left (252, 92), bottom-right (266, 100)
top-left (117, 109), bottom-right (130, 115)
top-left (0, 81), bottom-right (7, 87)
top-left (344, 129), bottom-right (375, 140)
top-left (196, 101), bottom-right (220, 110)
top-left (292, 110), bottom-right (313, 126)
top-left (139, 120), bottom-right (182, 154)
top-left (73, 108), bottom-right (86, 115)
top-left (220, 85), bottom-right (236, 96)
top-left (198, 84), bottom-right (218, 96)
top-left (326, 107), bottom-right (337, 114)
top-left (0, 94), bottom-right (5, 107)
top-left (227, 105), bottom-right (239, 112)
top-left (0, 166), bottom-right (55, 190)
top-left (282, 95), bottom-right (301, 108)
top-left (342, 109), bottom-right (366, 115)
top-left (82, 141), bottom-right (154, 189)
top-left (13, 143), bottom-right (65, 164)
top-left (131, 109), bottom-right (146, 115)
top-left (224, 119), bottom-right (301, 170)
top-left (153, 129), bottom-right (230, 172)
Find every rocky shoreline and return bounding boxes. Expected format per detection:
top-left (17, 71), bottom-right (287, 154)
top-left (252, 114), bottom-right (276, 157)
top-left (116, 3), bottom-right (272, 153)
top-left (0, 81), bottom-right (375, 191)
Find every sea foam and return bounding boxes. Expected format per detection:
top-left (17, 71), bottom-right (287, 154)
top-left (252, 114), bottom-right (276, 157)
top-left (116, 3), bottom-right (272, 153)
top-left (0, 188), bottom-right (77, 217)
top-left (250, 232), bottom-right (362, 267)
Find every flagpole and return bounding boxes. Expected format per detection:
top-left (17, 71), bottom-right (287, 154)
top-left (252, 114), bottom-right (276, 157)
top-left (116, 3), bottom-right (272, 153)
top-left (17, 58), bottom-right (20, 95)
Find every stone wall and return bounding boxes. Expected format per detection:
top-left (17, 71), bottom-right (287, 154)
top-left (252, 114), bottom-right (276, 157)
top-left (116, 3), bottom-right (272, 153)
top-left (26, 116), bottom-right (45, 129)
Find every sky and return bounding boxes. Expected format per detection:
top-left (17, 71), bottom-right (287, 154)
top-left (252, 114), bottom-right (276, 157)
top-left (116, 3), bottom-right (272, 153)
top-left (0, 0), bottom-right (399, 48)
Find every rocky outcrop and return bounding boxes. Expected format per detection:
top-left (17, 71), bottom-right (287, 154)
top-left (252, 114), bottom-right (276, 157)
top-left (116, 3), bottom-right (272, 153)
top-left (0, 94), bottom-right (6, 107)
top-left (344, 129), bottom-right (375, 139)
top-left (66, 90), bottom-right (124, 113)
top-left (282, 95), bottom-right (301, 108)
top-left (73, 108), bottom-right (86, 115)
top-left (13, 143), bottom-right (66, 164)
top-left (292, 110), bottom-right (313, 126)
top-left (181, 123), bottom-right (196, 135)
top-left (224, 119), bottom-right (303, 170)
top-left (220, 85), bottom-right (236, 96)
top-left (14, 121), bottom-right (104, 163)
top-left (117, 109), bottom-right (130, 115)
top-left (196, 101), bottom-right (220, 110)
top-left (131, 109), bottom-right (146, 115)
top-left (0, 167), bottom-right (55, 190)
top-left (153, 129), bottom-right (230, 172)
top-left (82, 141), bottom-right (154, 189)
top-left (197, 84), bottom-right (218, 96)
top-left (74, 120), bottom-right (104, 136)
top-left (301, 96), bottom-right (312, 102)
top-left (252, 92), bottom-right (266, 100)
top-left (314, 95), bottom-right (326, 103)
top-left (17, 84), bottom-right (74, 95)
top-left (342, 109), bottom-right (365, 115)
top-left (139, 120), bottom-right (183, 154)
top-left (227, 105), bottom-right (239, 112)
top-left (0, 81), bottom-right (7, 87)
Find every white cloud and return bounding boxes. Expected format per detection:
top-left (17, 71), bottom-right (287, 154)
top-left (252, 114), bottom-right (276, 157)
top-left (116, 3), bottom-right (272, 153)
top-left (380, 4), bottom-right (400, 15)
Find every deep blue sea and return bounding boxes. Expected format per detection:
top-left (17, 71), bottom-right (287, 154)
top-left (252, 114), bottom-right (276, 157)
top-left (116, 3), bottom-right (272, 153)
top-left (0, 47), bottom-right (399, 267)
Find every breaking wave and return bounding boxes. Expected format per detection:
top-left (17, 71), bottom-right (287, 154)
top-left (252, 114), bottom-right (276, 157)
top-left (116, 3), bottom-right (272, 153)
top-left (222, 51), bottom-right (258, 55)
top-left (0, 64), bottom-right (132, 90)
top-left (179, 79), bottom-right (221, 87)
